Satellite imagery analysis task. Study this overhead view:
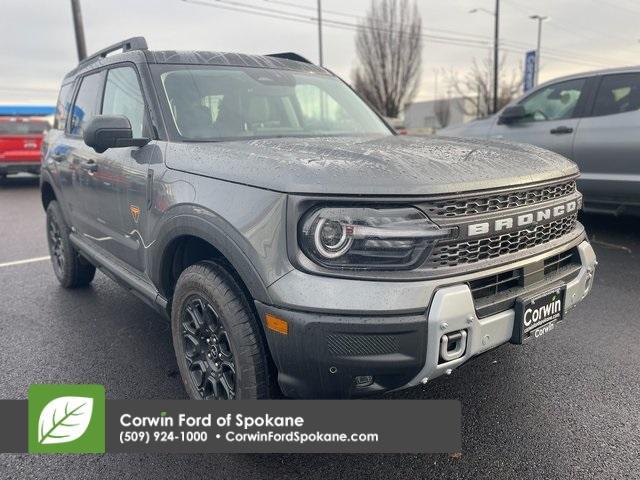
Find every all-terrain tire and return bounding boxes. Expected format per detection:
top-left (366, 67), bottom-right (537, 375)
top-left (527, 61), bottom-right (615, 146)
top-left (171, 260), bottom-right (273, 400)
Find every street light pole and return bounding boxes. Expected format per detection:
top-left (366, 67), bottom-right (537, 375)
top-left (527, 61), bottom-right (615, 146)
top-left (70, 0), bottom-right (87, 61)
top-left (530, 15), bottom-right (548, 86)
top-left (317, 0), bottom-right (323, 67)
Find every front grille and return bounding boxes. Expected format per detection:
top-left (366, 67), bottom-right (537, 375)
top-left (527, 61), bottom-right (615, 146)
top-left (422, 180), bottom-right (576, 218)
top-left (426, 214), bottom-right (578, 269)
top-left (468, 247), bottom-right (581, 317)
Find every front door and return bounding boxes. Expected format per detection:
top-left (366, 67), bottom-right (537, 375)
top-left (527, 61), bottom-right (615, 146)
top-left (95, 65), bottom-right (153, 272)
top-left (490, 77), bottom-right (588, 159)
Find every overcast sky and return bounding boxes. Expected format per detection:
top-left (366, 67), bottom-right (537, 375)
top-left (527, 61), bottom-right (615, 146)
top-left (1, 0), bottom-right (639, 105)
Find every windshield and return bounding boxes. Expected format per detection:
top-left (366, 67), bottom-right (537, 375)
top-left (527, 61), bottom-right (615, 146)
top-left (153, 65), bottom-right (391, 141)
top-left (0, 119), bottom-right (50, 135)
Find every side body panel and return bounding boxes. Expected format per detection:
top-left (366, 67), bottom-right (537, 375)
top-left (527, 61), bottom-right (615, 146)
top-left (145, 154), bottom-right (292, 304)
top-left (573, 112), bottom-right (640, 208)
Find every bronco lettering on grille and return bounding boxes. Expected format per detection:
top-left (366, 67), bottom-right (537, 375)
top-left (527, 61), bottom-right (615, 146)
top-left (467, 200), bottom-right (579, 237)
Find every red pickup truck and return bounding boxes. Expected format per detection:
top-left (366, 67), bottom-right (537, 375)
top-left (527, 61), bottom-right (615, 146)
top-left (0, 116), bottom-right (50, 178)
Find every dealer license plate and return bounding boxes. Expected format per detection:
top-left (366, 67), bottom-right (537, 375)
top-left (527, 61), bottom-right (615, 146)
top-left (512, 286), bottom-right (566, 344)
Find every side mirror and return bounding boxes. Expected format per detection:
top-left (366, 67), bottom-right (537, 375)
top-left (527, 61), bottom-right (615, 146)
top-left (498, 105), bottom-right (526, 125)
top-left (83, 115), bottom-right (149, 153)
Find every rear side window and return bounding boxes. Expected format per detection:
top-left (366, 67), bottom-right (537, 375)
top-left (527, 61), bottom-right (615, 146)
top-left (592, 73), bottom-right (640, 117)
top-left (53, 83), bottom-right (73, 130)
top-left (69, 72), bottom-right (102, 136)
top-left (101, 66), bottom-right (146, 137)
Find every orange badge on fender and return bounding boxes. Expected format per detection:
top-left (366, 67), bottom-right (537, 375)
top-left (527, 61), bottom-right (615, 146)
top-left (129, 205), bottom-right (141, 224)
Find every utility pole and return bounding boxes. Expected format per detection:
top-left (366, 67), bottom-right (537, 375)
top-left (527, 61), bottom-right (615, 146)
top-left (493, 0), bottom-right (499, 114)
top-left (530, 15), bottom-right (548, 86)
top-left (70, 0), bottom-right (87, 61)
top-left (317, 0), bottom-right (323, 67)
top-left (470, 2), bottom-right (500, 114)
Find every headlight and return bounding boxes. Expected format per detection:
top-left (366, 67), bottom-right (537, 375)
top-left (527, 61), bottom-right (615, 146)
top-left (299, 206), bottom-right (455, 270)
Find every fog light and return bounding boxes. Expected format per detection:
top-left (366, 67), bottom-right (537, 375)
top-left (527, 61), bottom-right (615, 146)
top-left (354, 375), bottom-right (374, 388)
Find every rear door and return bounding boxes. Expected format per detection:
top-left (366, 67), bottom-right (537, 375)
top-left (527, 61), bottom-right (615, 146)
top-left (66, 70), bottom-right (126, 248)
top-left (573, 72), bottom-right (640, 205)
top-left (489, 77), bottom-right (589, 159)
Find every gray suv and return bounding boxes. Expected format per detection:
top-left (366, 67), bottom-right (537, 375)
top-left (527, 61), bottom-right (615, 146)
top-left (440, 66), bottom-right (640, 216)
top-left (41, 37), bottom-right (596, 399)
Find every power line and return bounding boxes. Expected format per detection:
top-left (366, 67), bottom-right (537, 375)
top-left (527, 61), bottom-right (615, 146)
top-left (183, 0), bottom-right (629, 70)
top-left (184, 0), bottom-right (494, 49)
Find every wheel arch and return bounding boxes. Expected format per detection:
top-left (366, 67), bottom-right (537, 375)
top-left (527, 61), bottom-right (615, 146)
top-left (150, 211), bottom-right (272, 308)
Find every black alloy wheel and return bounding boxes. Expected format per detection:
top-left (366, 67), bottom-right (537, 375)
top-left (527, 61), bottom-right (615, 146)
top-left (47, 214), bottom-right (65, 276)
top-left (181, 296), bottom-right (236, 399)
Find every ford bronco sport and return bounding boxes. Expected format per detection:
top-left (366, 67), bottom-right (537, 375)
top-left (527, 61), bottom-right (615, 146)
top-left (41, 37), bottom-right (596, 399)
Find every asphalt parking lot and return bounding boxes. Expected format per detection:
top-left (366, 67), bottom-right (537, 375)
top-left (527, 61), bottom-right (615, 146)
top-left (1, 175), bottom-right (638, 479)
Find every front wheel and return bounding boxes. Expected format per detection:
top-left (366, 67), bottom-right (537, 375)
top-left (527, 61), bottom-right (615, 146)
top-left (171, 261), bottom-right (273, 400)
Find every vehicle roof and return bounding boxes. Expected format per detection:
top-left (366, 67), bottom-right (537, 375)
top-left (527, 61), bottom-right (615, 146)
top-left (536, 64), bottom-right (640, 88)
top-left (63, 48), bottom-right (328, 82)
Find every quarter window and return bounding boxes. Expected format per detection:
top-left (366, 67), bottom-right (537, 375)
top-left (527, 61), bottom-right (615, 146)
top-left (69, 72), bottom-right (102, 136)
top-left (102, 67), bottom-right (146, 137)
top-left (592, 73), bottom-right (640, 117)
top-left (519, 78), bottom-right (586, 122)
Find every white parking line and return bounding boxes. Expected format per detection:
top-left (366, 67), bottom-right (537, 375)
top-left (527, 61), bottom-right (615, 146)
top-left (0, 256), bottom-right (50, 268)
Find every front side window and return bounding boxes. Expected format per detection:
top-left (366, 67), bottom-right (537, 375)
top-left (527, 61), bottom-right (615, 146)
top-left (154, 65), bottom-right (391, 141)
top-left (102, 66), bottom-right (146, 137)
top-left (592, 73), bottom-right (640, 117)
top-left (69, 72), bottom-right (102, 136)
top-left (519, 78), bottom-right (586, 122)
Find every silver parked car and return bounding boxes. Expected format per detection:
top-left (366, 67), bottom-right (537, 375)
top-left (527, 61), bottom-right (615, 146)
top-left (440, 66), bottom-right (640, 215)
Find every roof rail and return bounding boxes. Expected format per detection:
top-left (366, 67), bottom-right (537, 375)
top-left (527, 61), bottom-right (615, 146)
top-left (78, 36), bottom-right (148, 68)
top-left (266, 52), bottom-right (313, 64)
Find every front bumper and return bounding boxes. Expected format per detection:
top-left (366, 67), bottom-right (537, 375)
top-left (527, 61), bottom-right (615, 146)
top-left (257, 238), bottom-right (596, 398)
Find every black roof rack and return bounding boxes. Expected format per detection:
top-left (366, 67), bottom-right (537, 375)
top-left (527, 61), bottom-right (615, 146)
top-left (266, 52), bottom-right (313, 64)
top-left (78, 36), bottom-right (148, 68)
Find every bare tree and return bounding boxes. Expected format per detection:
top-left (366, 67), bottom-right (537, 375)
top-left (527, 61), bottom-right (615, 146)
top-left (433, 97), bottom-right (451, 128)
top-left (449, 55), bottom-right (522, 118)
top-left (352, 0), bottom-right (423, 118)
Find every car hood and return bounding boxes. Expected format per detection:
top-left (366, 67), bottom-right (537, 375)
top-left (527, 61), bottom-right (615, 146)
top-left (164, 135), bottom-right (578, 195)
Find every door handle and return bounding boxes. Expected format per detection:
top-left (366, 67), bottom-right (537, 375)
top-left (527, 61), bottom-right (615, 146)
top-left (550, 126), bottom-right (573, 134)
top-left (80, 160), bottom-right (98, 173)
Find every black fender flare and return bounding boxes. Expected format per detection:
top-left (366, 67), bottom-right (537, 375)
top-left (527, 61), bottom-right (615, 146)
top-left (148, 205), bottom-right (272, 305)
top-left (40, 168), bottom-right (74, 227)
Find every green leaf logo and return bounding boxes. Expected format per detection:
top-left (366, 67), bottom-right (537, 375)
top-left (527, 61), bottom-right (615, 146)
top-left (37, 396), bottom-right (94, 445)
